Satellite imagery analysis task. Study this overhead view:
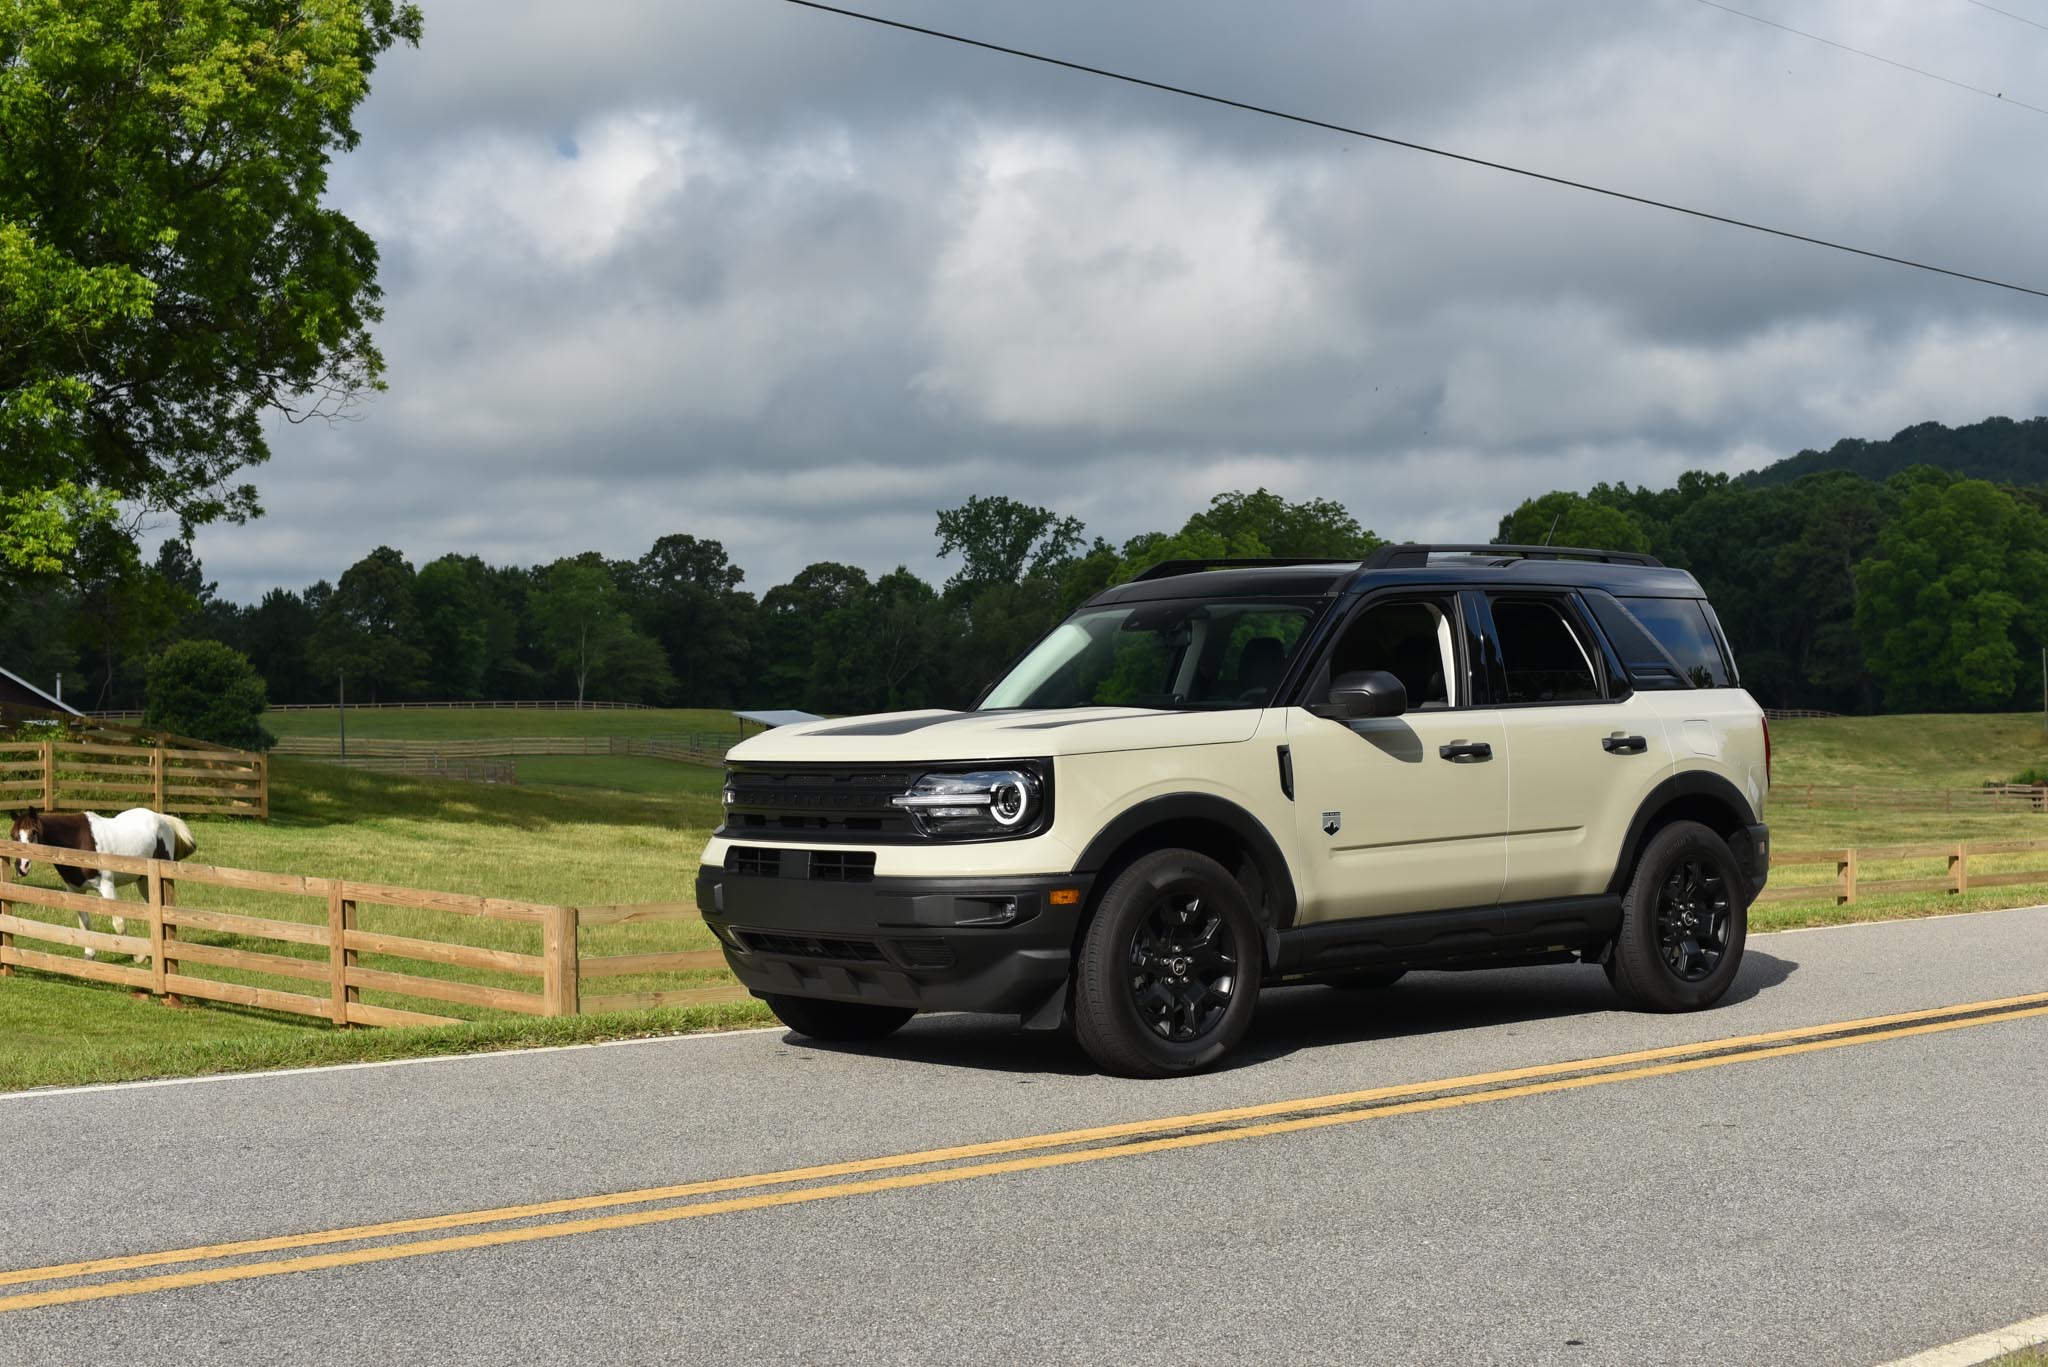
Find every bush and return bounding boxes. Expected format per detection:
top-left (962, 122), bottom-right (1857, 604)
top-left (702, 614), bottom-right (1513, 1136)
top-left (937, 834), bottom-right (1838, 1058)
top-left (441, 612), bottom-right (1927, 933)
top-left (143, 640), bottom-right (275, 751)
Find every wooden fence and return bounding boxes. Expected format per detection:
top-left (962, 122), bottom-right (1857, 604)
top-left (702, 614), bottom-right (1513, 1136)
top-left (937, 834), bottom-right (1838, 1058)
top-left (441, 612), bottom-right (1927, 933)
top-left (320, 755), bottom-right (519, 784)
top-left (1757, 837), bottom-right (2048, 906)
top-left (0, 740), bottom-right (267, 819)
top-left (1767, 783), bottom-right (2045, 813)
top-left (0, 839), bottom-right (745, 1024)
top-left (273, 734), bottom-right (732, 766)
top-left (90, 700), bottom-right (658, 720)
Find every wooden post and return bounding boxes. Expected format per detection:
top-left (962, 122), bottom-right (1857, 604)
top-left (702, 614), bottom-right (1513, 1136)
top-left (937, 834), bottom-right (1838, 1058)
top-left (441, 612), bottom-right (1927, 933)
top-left (150, 739), bottom-right (166, 811)
top-left (147, 859), bottom-right (169, 996)
top-left (1952, 842), bottom-right (1970, 895)
top-left (543, 906), bottom-right (579, 1016)
top-left (0, 841), bottom-right (14, 977)
top-left (327, 882), bottom-right (349, 1025)
top-left (1838, 848), bottom-right (1858, 906)
top-left (159, 871), bottom-right (180, 1006)
top-left (257, 753), bottom-right (269, 821)
top-left (40, 740), bottom-right (55, 809)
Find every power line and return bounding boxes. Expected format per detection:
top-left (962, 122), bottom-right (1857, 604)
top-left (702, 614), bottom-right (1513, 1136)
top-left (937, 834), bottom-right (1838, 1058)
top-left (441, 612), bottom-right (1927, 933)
top-left (1694, 0), bottom-right (2048, 117)
top-left (784, 0), bottom-right (2048, 302)
top-left (1965, 0), bottom-right (2048, 36)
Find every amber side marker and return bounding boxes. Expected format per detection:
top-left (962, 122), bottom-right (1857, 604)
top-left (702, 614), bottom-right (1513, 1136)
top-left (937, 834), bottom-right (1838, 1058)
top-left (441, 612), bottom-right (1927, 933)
top-left (1049, 888), bottom-right (1083, 906)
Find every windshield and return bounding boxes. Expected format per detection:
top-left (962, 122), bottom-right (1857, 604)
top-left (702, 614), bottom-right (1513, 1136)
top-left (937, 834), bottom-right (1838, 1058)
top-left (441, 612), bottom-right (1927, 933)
top-left (979, 597), bottom-right (1326, 711)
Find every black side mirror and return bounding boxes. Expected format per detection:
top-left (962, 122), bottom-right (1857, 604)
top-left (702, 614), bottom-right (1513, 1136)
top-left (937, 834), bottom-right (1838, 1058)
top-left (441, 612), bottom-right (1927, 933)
top-left (1316, 669), bottom-right (1408, 720)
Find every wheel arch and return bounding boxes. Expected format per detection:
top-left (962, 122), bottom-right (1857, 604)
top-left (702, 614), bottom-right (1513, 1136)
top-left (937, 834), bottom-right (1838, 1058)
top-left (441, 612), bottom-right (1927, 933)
top-left (1607, 770), bottom-right (1759, 898)
top-left (1071, 793), bottom-right (1299, 961)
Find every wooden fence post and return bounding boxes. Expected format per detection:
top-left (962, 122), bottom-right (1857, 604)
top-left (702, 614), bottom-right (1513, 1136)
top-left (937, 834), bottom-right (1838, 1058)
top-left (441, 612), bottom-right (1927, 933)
top-left (543, 906), bottom-right (579, 1016)
top-left (159, 871), bottom-right (180, 1006)
top-left (257, 752), bottom-right (270, 821)
top-left (0, 842), bottom-right (14, 977)
top-left (1837, 849), bottom-right (1857, 906)
top-left (40, 740), bottom-right (55, 809)
top-left (1952, 842), bottom-right (1970, 895)
top-left (151, 739), bottom-right (166, 811)
top-left (327, 882), bottom-right (349, 1026)
top-left (147, 859), bottom-right (169, 996)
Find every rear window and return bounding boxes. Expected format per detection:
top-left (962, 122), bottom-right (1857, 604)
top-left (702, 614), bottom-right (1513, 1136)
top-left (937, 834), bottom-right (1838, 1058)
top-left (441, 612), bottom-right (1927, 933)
top-left (1620, 596), bottom-right (1733, 687)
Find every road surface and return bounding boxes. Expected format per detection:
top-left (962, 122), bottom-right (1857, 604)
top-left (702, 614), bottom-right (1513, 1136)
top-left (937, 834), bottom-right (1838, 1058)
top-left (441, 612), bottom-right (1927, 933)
top-left (3, 907), bottom-right (2045, 1365)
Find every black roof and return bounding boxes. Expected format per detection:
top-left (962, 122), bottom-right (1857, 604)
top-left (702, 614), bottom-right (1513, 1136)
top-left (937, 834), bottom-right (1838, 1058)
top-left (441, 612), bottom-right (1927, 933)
top-left (1087, 544), bottom-right (1705, 606)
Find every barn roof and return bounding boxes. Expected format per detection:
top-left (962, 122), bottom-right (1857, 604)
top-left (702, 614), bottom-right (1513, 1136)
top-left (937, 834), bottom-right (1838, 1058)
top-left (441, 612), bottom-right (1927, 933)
top-left (0, 665), bottom-right (79, 717)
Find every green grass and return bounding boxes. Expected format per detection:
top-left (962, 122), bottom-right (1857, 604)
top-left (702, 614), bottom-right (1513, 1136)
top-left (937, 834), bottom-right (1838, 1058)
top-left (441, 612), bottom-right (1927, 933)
top-left (11, 710), bottom-right (2048, 1092)
top-left (264, 705), bottom-right (744, 742)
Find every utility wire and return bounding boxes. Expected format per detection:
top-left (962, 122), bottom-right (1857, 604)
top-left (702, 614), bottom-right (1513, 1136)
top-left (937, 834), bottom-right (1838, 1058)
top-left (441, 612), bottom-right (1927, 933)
top-left (1966, 0), bottom-right (2048, 36)
top-left (784, 0), bottom-right (2048, 302)
top-left (1694, 0), bottom-right (2048, 117)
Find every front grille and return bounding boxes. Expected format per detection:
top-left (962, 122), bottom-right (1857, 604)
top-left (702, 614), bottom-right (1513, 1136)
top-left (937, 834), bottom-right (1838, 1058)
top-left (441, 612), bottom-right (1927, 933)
top-left (721, 847), bottom-right (876, 882)
top-left (722, 765), bottom-right (920, 840)
top-left (895, 938), bottom-right (955, 969)
top-left (738, 931), bottom-right (887, 963)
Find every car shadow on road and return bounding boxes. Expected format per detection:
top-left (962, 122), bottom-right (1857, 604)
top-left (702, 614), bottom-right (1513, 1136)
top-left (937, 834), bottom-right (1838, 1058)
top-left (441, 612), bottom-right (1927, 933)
top-left (787, 949), bottom-right (1800, 1078)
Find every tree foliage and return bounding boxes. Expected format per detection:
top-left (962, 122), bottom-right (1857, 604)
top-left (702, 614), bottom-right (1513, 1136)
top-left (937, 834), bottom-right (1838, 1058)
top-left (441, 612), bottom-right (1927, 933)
top-left (144, 638), bottom-right (273, 751)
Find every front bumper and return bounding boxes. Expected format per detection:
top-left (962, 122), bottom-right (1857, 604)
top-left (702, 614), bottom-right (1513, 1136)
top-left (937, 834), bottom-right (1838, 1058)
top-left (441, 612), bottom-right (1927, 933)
top-left (696, 862), bottom-right (1088, 1021)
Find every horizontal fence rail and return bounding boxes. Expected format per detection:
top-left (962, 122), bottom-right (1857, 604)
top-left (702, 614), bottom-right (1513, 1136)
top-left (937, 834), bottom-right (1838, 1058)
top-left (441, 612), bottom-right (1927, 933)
top-left (92, 701), bottom-right (659, 719)
top-left (1768, 783), bottom-right (2045, 813)
top-left (318, 756), bottom-right (519, 785)
top-left (0, 738), bottom-right (267, 819)
top-left (0, 840), bottom-right (743, 1025)
top-left (1757, 837), bottom-right (2048, 906)
top-left (273, 733), bottom-right (733, 767)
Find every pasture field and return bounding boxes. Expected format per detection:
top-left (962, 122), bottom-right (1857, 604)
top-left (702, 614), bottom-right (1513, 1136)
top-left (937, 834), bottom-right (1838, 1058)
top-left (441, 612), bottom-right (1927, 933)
top-left (263, 705), bottom-right (744, 742)
top-left (7, 712), bottom-right (2048, 1091)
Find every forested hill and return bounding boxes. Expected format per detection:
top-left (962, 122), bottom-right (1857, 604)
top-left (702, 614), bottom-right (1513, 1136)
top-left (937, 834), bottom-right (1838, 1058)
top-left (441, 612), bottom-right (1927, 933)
top-left (1745, 415), bottom-right (2048, 488)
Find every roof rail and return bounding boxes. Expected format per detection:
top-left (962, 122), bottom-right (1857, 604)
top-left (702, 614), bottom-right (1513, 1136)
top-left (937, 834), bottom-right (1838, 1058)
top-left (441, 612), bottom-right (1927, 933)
top-left (1128, 556), bottom-right (1363, 583)
top-left (1364, 543), bottom-right (1664, 569)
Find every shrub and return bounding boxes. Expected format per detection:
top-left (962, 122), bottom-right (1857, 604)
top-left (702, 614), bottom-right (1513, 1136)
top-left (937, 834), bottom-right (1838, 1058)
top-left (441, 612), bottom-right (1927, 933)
top-left (144, 640), bottom-right (276, 751)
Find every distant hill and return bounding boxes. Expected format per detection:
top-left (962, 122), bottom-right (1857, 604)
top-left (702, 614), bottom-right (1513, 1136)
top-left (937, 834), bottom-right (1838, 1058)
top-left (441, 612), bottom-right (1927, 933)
top-left (1744, 415), bottom-right (2048, 488)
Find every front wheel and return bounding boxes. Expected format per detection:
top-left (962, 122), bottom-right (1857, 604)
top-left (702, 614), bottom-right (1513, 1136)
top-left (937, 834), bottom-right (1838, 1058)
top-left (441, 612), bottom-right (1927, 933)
top-left (1606, 820), bottom-right (1747, 1012)
top-left (1073, 849), bottom-right (1262, 1077)
top-left (762, 994), bottom-right (915, 1042)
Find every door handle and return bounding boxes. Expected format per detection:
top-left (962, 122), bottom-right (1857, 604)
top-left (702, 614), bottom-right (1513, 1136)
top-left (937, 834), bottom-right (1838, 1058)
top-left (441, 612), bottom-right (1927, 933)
top-left (1602, 734), bottom-right (1648, 754)
top-left (1438, 741), bottom-right (1493, 762)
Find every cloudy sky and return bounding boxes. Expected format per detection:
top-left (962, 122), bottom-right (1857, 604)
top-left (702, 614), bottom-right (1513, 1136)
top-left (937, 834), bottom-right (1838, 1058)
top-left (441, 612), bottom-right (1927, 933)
top-left (193, 0), bottom-right (2048, 601)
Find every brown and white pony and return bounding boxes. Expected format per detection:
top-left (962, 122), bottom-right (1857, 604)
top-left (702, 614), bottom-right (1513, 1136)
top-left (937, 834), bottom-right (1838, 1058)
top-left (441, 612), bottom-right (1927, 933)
top-left (8, 807), bottom-right (197, 959)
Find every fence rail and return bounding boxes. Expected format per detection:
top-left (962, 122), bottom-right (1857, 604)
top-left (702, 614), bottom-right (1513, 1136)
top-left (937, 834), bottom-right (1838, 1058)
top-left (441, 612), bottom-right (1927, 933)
top-left (319, 756), bottom-right (519, 784)
top-left (0, 840), bottom-right (744, 1023)
top-left (1768, 783), bottom-right (2045, 813)
top-left (1762, 709), bottom-right (1842, 720)
top-left (90, 700), bottom-right (658, 719)
top-left (273, 734), bottom-right (731, 766)
top-left (1756, 836), bottom-right (2048, 906)
top-left (0, 739), bottom-right (267, 818)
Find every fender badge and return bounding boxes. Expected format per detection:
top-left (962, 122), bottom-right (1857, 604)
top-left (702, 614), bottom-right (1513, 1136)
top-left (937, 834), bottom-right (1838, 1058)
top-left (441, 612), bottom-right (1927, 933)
top-left (1321, 811), bottom-right (1342, 836)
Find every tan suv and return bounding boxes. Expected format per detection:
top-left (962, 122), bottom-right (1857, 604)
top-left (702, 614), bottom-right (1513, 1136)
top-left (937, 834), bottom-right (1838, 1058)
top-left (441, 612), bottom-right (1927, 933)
top-left (698, 545), bottom-right (1771, 1076)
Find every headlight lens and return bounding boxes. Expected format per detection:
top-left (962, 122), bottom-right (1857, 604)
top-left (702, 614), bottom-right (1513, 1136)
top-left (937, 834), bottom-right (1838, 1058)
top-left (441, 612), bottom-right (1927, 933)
top-left (891, 768), bottom-right (1045, 838)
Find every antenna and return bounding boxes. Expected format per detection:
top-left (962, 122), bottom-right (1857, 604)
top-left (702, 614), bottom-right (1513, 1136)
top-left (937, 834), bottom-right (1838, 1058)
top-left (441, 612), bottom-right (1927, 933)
top-left (1542, 511), bottom-right (1562, 546)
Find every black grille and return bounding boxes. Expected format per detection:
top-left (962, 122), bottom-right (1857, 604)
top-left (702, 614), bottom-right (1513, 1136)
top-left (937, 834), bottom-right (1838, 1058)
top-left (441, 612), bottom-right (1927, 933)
top-left (895, 939), bottom-right (955, 969)
top-left (738, 931), bottom-right (887, 963)
top-left (721, 847), bottom-right (876, 882)
top-left (722, 765), bottom-right (919, 840)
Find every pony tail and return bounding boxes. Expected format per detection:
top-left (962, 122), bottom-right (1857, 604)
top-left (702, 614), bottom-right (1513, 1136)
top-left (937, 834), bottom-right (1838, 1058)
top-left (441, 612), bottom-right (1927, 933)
top-left (162, 815), bottom-right (198, 861)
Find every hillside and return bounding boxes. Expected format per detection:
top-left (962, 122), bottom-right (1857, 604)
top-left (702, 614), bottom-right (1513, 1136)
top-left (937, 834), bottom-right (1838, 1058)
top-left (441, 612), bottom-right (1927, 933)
top-left (1744, 415), bottom-right (2048, 488)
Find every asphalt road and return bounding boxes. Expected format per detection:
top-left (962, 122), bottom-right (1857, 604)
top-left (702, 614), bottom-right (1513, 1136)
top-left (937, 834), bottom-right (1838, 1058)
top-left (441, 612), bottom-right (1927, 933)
top-left (3, 907), bottom-right (2046, 1366)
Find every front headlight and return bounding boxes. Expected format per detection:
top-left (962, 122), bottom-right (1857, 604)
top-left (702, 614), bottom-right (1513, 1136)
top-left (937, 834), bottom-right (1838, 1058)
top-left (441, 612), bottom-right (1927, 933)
top-left (891, 768), bottom-right (1045, 838)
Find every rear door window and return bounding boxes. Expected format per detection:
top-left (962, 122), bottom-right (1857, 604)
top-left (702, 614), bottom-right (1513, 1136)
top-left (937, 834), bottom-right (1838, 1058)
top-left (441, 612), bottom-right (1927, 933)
top-left (1488, 597), bottom-right (1603, 704)
top-left (1619, 596), bottom-right (1733, 687)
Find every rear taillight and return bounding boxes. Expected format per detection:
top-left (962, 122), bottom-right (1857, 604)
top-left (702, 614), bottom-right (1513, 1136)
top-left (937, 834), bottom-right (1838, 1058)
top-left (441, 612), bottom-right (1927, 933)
top-left (1761, 715), bottom-right (1771, 785)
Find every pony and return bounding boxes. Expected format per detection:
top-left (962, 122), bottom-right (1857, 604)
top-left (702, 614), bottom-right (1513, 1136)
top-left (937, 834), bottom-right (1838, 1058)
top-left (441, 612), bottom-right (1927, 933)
top-left (8, 807), bottom-right (197, 960)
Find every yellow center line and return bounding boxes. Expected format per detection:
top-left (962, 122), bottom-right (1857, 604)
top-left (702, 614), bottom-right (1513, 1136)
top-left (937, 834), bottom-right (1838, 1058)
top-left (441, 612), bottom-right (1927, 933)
top-left (3, 999), bottom-right (2044, 1317)
top-left (7, 989), bottom-right (2045, 1292)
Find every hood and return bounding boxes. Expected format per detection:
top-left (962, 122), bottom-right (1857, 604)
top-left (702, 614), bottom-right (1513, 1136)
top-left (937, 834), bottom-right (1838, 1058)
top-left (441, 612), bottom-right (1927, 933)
top-left (725, 707), bottom-right (1264, 764)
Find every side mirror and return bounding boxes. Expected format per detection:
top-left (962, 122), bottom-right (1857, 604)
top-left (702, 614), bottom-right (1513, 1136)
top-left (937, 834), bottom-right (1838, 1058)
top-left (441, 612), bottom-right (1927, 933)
top-left (1316, 669), bottom-right (1408, 720)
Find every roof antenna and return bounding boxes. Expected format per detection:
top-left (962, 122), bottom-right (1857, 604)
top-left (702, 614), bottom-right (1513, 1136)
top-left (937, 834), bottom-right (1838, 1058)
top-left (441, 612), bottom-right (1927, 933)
top-left (1541, 511), bottom-right (1561, 546)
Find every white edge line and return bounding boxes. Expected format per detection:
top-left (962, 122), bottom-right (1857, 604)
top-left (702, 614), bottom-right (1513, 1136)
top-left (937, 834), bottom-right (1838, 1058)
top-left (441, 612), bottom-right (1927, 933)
top-left (0, 1025), bottom-right (786, 1101)
top-left (1878, 1309), bottom-right (2048, 1366)
top-left (6, 903), bottom-right (2045, 1103)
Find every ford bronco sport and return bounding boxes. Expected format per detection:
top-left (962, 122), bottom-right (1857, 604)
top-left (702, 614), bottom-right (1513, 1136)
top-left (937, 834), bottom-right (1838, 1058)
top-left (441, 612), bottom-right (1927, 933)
top-left (697, 544), bottom-right (1771, 1076)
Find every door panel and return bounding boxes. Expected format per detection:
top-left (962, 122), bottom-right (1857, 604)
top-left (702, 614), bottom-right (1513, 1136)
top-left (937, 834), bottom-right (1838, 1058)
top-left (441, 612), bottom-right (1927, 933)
top-left (1498, 697), bottom-right (1675, 900)
top-left (1285, 707), bottom-right (1509, 923)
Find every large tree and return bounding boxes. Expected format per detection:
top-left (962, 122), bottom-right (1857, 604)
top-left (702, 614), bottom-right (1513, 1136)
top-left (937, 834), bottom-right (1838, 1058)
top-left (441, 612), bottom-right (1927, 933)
top-left (0, 0), bottom-right (422, 574)
top-left (628, 534), bottom-right (755, 707)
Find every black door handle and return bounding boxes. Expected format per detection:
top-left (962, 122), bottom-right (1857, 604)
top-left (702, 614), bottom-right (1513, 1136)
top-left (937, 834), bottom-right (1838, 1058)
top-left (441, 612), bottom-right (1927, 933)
top-left (1439, 741), bottom-right (1493, 762)
top-left (1602, 734), bottom-right (1648, 754)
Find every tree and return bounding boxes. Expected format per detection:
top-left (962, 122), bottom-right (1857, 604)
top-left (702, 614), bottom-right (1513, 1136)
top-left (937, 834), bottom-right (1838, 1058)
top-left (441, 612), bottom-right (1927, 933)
top-left (0, 0), bottom-right (422, 575)
top-left (1495, 490), bottom-right (1652, 552)
top-left (531, 559), bottom-right (674, 704)
top-left (1184, 488), bottom-right (1381, 559)
top-left (1854, 469), bottom-right (2048, 711)
top-left (935, 496), bottom-right (1085, 599)
top-left (144, 639), bottom-right (274, 751)
top-left (242, 588), bottom-right (318, 703)
top-left (628, 535), bottom-right (755, 706)
top-left (752, 562), bottom-right (871, 709)
top-left (413, 555), bottom-right (497, 700)
top-left (310, 546), bottom-right (427, 702)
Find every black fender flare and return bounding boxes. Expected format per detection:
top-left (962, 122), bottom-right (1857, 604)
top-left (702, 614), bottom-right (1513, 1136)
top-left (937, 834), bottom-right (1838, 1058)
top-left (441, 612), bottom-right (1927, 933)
top-left (1071, 793), bottom-right (1299, 951)
top-left (1607, 770), bottom-right (1760, 897)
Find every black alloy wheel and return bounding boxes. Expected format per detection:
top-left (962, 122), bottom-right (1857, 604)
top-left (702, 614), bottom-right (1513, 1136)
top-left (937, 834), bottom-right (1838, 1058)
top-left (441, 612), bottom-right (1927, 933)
top-left (1654, 856), bottom-right (1730, 982)
top-left (1607, 819), bottom-right (1748, 1013)
top-left (1074, 848), bottom-right (1264, 1077)
top-left (1127, 892), bottom-right (1241, 1042)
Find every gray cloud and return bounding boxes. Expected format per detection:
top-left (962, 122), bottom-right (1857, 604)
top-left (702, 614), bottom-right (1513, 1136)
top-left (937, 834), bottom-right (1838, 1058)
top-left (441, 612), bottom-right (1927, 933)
top-left (191, 0), bottom-right (2048, 600)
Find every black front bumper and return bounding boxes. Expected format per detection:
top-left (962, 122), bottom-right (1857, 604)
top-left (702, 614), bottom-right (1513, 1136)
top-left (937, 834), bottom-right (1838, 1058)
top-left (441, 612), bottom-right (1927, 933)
top-left (696, 864), bottom-right (1088, 1021)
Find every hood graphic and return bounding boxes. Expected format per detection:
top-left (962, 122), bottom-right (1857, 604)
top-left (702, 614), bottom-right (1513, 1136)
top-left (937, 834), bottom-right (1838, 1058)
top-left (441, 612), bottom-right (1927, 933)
top-left (726, 707), bottom-right (1264, 763)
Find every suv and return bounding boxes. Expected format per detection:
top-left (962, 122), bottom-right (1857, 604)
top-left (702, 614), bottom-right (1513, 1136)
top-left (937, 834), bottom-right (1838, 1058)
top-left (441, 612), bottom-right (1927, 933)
top-left (697, 544), bottom-right (1770, 1076)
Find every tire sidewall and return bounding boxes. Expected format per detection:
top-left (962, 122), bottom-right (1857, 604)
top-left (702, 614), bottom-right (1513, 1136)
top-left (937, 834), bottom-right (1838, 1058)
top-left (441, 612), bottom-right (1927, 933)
top-left (1614, 820), bottom-right (1748, 1011)
top-left (1075, 848), bottom-right (1262, 1076)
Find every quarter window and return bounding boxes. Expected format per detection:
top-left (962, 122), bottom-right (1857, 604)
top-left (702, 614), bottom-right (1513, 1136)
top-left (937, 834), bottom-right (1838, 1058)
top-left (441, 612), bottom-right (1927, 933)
top-left (1620, 596), bottom-right (1732, 688)
top-left (1490, 598), bottom-right (1602, 704)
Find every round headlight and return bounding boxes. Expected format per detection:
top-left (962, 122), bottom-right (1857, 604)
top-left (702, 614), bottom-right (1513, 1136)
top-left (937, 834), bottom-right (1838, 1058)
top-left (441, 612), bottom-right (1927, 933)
top-left (892, 768), bottom-right (1044, 836)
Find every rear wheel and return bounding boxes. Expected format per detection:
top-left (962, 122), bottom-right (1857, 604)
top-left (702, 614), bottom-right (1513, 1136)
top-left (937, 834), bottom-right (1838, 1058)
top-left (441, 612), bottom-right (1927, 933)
top-left (1074, 849), bottom-right (1262, 1077)
top-left (1606, 820), bottom-right (1747, 1012)
top-left (762, 994), bottom-right (915, 1042)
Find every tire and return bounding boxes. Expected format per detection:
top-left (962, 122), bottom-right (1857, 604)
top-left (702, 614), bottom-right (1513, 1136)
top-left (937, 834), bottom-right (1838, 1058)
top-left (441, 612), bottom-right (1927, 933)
top-left (1074, 849), bottom-right (1263, 1077)
top-left (1325, 969), bottom-right (1406, 991)
top-left (1606, 820), bottom-right (1748, 1012)
top-left (762, 993), bottom-right (915, 1042)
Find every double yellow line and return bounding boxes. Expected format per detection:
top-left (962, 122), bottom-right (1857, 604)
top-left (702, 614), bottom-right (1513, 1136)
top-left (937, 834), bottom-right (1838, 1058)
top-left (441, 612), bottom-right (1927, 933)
top-left (6, 990), bottom-right (2048, 1316)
